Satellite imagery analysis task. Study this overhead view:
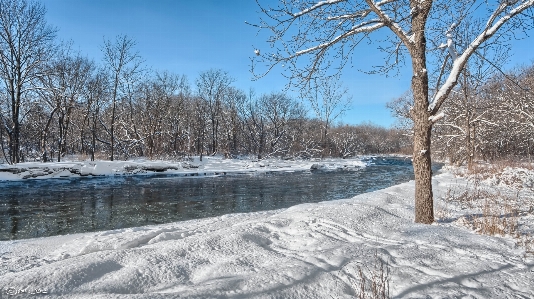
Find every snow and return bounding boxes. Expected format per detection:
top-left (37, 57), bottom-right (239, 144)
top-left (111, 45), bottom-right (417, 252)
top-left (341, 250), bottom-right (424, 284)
top-left (1, 161), bottom-right (533, 298)
top-left (482, 167), bottom-right (534, 189)
top-left (428, 111), bottom-right (445, 123)
top-left (0, 156), bottom-right (366, 181)
top-left (290, 0), bottom-right (344, 18)
top-left (446, 33), bottom-right (458, 61)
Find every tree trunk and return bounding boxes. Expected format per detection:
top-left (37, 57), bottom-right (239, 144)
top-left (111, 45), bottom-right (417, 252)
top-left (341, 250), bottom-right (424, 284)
top-left (110, 70), bottom-right (120, 162)
top-left (91, 110), bottom-right (98, 162)
top-left (410, 0), bottom-right (434, 224)
top-left (110, 100), bottom-right (116, 161)
top-left (10, 86), bottom-right (21, 164)
top-left (91, 125), bottom-right (96, 161)
top-left (412, 111), bottom-right (434, 224)
top-left (461, 71), bottom-right (474, 171)
top-left (58, 115), bottom-right (63, 162)
top-left (528, 139), bottom-right (531, 163)
top-left (1, 124), bottom-right (9, 163)
top-left (11, 122), bottom-right (20, 164)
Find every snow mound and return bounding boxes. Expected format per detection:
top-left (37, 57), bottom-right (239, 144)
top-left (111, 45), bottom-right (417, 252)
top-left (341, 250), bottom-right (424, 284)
top-left (310, 159), bottom-right (367, 171)
top-left (0, 157), bottom-right (325, 181)
top-left (0, 157), bottom-right (370, 181)
top-left (0, 161), bottom-right (182, 181)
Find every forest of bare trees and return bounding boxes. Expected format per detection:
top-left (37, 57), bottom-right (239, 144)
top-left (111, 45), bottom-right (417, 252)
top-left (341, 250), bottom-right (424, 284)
top-left (1, 58), bottom-right (407, 164)
top-left (388, 63), bottom-right (534, 167)
top-left (0, 0), bottom-right (408, 164)
top-left (435, 64), bottom-right (534, 165)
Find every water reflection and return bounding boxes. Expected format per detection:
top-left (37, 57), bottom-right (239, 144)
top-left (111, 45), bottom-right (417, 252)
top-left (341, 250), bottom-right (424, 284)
top-left (0, 157), bottom-right (440, 240)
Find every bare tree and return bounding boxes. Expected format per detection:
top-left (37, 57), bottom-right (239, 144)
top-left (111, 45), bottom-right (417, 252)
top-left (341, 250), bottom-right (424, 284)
top-left (0, 0), bottom-right (56, 164)
top-left (252, 0), bottom-right (534, 223)
top-left (240, 89), bottom-right (268, 159)
top-left (129, 71), bottom-right (184, 158)
top-left (168, 75), bottom-right (192, 157)
top-left (261, 92), bottom-right (302, 157)
top-left (38, 47), bottom-right (94, 162)
top-left (391, 47), bottom-right (510, 168)
top-left (390, 63), bottom-right (534, 164)
top-left (196, 69), bottom-right (234, 155)
top-left (192, 96), bottom-right (208, 160)
top-left (386, 90), bottom-right (414, 132)
top-left (101, 34), bottom-right (142, 161)
top-left (507, 66), bottom-right (534, 161)
top-left (220, 86), bottom-right (247, 156)
top-left (84, 69), bottom-right (109, 161)
top-left (303, 76), bottom-right (351, 157)
top-left (479, 65), bottom-right (534, 161)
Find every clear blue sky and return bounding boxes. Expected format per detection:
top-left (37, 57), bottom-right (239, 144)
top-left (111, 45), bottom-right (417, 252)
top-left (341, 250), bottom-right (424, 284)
top-left (44, 0), bottom-right (533, 128)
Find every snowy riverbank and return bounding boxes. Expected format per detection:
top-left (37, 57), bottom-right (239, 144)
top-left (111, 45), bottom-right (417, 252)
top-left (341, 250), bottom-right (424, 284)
top-left (1, 163), bottom-right (533, 298)
top-left (0, 156), bottom-right (368, 181)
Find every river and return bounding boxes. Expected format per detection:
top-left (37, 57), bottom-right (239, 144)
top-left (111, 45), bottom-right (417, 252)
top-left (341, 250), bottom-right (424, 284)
top-left (0, 157), bottom-right (441, 240)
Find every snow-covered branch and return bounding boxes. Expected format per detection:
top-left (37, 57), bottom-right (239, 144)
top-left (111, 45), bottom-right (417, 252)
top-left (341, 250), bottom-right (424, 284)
top-left (428, 112), bottom-right (445, 124)
top-left (364, 0), bottom-right (411, 45)
top-left (294, 21), bottom-right (385, 57)
top-left (290, 0), bottom-right (345, 18)
top-left (326, 11), bottom-right (371, 20)
top-left (429, 0), bottom-right (534, 114)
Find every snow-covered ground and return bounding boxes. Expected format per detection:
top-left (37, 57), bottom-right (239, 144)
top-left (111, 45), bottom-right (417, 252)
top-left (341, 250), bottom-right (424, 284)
top-left (0, 156), bottom-right (367, 181)
top-left (1, 159), bottom-right (533, 298)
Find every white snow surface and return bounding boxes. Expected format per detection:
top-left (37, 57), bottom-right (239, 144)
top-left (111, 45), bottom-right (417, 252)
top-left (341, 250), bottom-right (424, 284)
top-left (0, 156), bottom-right (367, 181)
top-left (483, 167), bottom-right (534, 189)
top-left (1, 163), bottom-right (533, 298)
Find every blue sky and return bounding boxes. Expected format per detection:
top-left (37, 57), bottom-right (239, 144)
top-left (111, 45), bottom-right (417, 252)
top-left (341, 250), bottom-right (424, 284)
top-left (44, 0), bottom-right (533, 127)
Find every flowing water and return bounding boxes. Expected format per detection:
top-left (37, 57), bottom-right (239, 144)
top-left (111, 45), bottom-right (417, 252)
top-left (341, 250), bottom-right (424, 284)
top-left (0, 157), bottom-right (442, 240)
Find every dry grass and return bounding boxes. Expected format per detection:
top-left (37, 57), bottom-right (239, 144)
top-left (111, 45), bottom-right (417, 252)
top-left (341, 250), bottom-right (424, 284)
top-left (442, 186), bottom-right (534, 256)
top-left (356, 251), bottom-right (390, 299)
top-left (444, 186), bottom-right (519, 237)
top-left (334, 251), bottom-right (391, 299)
top-left (434, 199), bottom-right (451, 221)
top-left (441, 160), bottom-right (534, 256)
top-left (517, 234), bottom-right (534, 256)
top-left (465, 160), bottom-right (534, 182)
top-left (466, 194), bottom-right (519, 237)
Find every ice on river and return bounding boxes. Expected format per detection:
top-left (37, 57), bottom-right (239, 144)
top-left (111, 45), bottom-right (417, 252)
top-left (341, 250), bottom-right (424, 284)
top-left (0, 165), bottom-right (533, 298)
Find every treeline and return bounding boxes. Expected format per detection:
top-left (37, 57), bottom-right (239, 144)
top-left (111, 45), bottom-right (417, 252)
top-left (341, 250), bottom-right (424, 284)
top-left (2, 65), bottom-right (407, 163)
top-left (0, 1), bottom-right (407, 164)
top-left (389, 63), bottom-right (534, 166)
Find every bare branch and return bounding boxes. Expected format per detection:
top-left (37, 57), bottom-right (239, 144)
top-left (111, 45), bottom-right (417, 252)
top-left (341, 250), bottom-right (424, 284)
top-left (430, 0), bottom-right (534, 114)
top-left (295, 21), bottom-right (384, 56)
top-left (290, 0), bottom-right (346, 18)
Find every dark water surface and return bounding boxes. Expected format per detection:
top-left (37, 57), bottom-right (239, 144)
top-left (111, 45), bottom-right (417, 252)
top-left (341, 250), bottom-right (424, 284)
top-left (0, 157), bottom-right (441, 240)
